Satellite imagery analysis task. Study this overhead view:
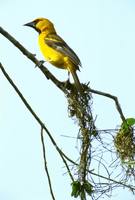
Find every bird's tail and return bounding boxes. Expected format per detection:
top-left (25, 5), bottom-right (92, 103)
top-left (70, 69), bottom-right (83, 95)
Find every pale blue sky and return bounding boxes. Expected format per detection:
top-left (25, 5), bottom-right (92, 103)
top-left (0, 0), bottom-right (135, 200)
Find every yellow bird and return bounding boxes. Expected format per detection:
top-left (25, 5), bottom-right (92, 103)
top-left (24, 18), bottom-right (83, 94)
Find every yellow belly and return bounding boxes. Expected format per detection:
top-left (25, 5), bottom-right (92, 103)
top-left (38, 34), bottom-right (65, 69)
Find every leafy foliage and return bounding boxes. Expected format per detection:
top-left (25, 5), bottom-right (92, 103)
top-left (71, 180), bottom-right (93, 199)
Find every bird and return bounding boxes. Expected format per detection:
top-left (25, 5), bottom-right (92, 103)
top-left (24, 18), bottom-right (83, 95)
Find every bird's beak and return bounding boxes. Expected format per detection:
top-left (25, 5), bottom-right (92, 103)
top-left (24, 21), bottom-right (36, 28)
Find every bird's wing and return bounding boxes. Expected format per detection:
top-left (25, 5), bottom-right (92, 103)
top-left (45, 33), bottom-right (81, 67)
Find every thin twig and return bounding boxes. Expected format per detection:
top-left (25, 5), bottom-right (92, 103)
top-left (89, 88), bottom-right (126, 122)
top-left (59, 152), bottom-right (74, 182)
top-left (90, 170), bottom-right (135, 191)
top-left (40, 127), bottom-right (56, 200)
top-left (60, 151), bottom-right (135, 192)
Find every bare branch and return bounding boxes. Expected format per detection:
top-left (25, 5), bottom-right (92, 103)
top-left (90, 88), bottom-right (126, 122)
top-left (40, 127), bottom-right (56, 200)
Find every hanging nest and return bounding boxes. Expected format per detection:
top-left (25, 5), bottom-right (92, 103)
top-left (114, 118), bottom-right (135, 166)
top-left (67, 83), bottom-right (96, 199)
top-left (67, 83), bottom-right (91, 118)
top-left (114, 127), bottom-right (135, 162)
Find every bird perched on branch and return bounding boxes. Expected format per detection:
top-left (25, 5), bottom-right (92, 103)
top-left (24, 18), bottom-right (83, 94)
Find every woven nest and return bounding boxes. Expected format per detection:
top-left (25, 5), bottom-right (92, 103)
top-left (114, 127), bottom-right (135, 162)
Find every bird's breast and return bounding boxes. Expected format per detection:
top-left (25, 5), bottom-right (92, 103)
top-left (38, 34), bottom-right (65, 69)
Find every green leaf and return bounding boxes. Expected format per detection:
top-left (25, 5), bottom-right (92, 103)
top-left (121, 118), bottom-right (135, 129)
top-left (83, 181), bottom-right (93, 195)
top-left (71, 181), bottom-right (81, 198)
top-left (126, 118), bottom-right (135, 126)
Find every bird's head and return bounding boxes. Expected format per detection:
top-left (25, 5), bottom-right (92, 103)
top-left (24, 18), bottom-right (55, 33)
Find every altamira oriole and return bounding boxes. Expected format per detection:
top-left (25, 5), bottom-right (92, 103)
top-left (24, 18), bottom-right (83, 94)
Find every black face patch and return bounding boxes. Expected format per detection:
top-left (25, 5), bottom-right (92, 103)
top-left (33, 26), bottom-right (41, 33)
top-left (24, 21), bottom-right (41, 33)
top-left (32, 19), bottom-right (44, 33)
